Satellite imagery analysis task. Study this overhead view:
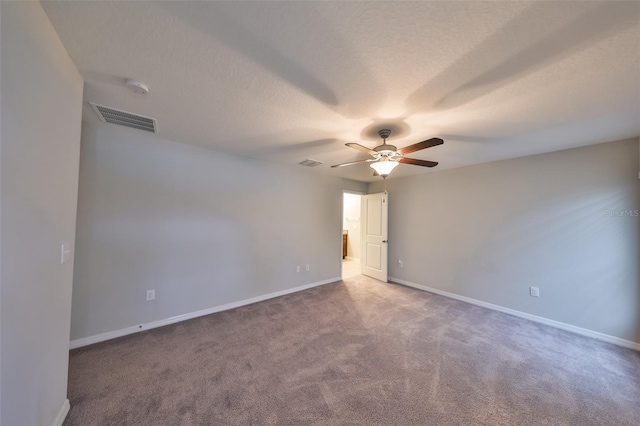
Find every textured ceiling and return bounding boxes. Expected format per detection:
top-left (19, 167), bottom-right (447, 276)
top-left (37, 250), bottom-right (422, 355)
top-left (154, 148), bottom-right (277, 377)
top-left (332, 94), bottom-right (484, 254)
top-left (42, 1), bottom-right (640, 182)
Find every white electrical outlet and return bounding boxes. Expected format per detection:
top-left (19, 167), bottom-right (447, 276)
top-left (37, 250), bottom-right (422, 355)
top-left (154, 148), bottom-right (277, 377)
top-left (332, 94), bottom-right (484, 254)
top-left (398, 260), bottom-right (404, 268)
top-left (146, 289), bottom-right (155, 301)
top-left (296, 266), bottom-right (301, 273)
top-left (305, 264), bottom-right (310, 272)
top-left (530, 286), bottom-right (540, 297)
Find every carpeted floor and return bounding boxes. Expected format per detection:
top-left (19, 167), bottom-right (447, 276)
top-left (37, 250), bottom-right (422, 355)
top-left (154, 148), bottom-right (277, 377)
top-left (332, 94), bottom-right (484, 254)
top-left (64, 270), bottom-right (640, 425)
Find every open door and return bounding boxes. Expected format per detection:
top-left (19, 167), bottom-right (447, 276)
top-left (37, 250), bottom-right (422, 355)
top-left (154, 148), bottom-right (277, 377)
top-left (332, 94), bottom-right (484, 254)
top-left (361, 192), bottom-right (388, 282)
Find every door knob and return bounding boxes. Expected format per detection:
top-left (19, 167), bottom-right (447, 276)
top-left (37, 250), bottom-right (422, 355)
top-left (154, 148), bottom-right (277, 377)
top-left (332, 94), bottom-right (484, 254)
top-left (382, 240), bottom-right (388, 243)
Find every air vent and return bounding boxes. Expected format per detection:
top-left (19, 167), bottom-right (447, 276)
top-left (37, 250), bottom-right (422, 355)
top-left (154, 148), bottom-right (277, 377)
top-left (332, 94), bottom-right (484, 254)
top-left (90, 103), bottom-right (157, 133)
top-left (298, 159), bottom-right (323, 168)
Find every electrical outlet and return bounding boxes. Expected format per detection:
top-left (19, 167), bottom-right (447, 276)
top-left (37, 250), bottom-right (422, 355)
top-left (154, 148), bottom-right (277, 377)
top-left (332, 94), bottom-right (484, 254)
top-left (305, 264), bottom-right (310, 272)
top-left (146, 289), bottom-right (155, 301)
top-left (530, 286), bottom-right (540, 297)
top-left (398, 260), bottom-right (404, 268)
top-left (296, 266), bottom-right (301, 273)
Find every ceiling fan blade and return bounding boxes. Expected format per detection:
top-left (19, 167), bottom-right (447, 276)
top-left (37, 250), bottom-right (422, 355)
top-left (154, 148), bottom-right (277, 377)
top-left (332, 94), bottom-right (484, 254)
top-left (331, 158), bottom-right (375, 168)
top-left (397, 138), bottom-right (443, 155)
top-left (373, 170), bottom-right (379, 176)
top-left (346, 142), bottom-right (376, 155)
top-left (399, 157), bottom-right (439, 167)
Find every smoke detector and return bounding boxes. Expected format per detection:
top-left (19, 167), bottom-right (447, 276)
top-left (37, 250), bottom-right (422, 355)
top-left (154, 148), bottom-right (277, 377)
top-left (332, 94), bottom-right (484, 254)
top-left (125, 79), bottom-right (150, 95)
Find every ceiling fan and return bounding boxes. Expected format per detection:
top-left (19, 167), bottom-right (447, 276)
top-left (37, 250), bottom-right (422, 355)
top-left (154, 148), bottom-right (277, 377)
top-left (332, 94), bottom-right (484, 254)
top-left (331, 129), bottom-right (443, 178)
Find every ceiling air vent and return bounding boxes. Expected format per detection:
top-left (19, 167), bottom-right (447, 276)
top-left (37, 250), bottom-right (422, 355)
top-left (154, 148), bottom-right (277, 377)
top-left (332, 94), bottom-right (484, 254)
top-left (90, 103), bottom-right (157, 133)
top-left (298, 159), bottom-right (323, 168)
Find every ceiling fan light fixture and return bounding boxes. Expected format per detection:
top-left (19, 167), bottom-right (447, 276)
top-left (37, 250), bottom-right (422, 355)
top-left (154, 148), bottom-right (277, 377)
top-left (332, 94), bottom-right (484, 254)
top-left (370, 159), bottom-right (399, 177)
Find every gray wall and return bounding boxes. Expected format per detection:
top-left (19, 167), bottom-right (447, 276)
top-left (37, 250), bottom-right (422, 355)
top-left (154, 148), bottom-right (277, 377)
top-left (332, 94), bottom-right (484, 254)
top-left (370, 138), bottom-right (640, 343)
top-left (1, 2), bottom-right (83, 425)
top-left (72, 122), bottom-right (365, 341)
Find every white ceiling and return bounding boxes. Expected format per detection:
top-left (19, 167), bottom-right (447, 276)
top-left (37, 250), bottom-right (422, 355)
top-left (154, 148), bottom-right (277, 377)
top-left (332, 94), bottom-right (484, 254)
top-left (42, 1), bottom-right (640, 182)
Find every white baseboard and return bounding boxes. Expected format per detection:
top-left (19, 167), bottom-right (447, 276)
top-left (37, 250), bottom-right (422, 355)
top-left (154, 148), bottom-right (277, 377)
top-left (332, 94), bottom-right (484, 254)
top-left (390, 277), bottom-right (640, 351)
top-left (70, 277), bottom-right (340, 349)
top-left (52, 399), bottom-right (70, 426)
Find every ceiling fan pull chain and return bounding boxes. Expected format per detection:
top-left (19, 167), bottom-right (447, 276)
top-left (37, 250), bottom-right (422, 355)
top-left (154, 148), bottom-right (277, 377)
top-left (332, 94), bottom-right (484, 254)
top-left (383, 181), bottom-right (387, 203)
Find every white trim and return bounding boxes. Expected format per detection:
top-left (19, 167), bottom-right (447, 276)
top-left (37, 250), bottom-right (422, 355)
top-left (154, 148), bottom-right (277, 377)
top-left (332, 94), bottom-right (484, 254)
top-left (344, 256), bottom-right (360, 261)
top-left (52, 399), bottom-right (70, 426)
top-left (390, 277), bottom-right (640, 351)
top-left (70, 278), bottom-right (340, 349)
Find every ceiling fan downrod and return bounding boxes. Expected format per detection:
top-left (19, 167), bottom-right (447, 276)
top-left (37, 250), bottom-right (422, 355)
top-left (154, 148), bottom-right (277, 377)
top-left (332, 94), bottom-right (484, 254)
top-left (378, 129), bottom-right (392, 145)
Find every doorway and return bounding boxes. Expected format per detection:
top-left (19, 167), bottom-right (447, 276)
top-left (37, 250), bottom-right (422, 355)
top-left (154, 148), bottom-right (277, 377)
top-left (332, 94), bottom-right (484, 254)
top-left (342, 192), bottom-right (362, 279)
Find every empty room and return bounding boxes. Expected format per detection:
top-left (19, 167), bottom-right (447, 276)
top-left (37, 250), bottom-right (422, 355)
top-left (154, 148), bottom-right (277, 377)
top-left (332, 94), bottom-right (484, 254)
top-left (2, 1), bottom-right (640, 425)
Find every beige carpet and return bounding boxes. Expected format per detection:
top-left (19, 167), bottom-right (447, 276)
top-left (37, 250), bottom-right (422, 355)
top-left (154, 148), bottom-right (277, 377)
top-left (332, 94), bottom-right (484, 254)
top-left (64, 273), bottom-right (640, 425)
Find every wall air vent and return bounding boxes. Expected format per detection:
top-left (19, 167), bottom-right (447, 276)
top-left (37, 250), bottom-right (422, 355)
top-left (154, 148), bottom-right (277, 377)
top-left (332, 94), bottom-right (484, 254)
top-left (298, 159), bottom-right (323, 168)
top-left (90, 103), bottom-right (157, 133)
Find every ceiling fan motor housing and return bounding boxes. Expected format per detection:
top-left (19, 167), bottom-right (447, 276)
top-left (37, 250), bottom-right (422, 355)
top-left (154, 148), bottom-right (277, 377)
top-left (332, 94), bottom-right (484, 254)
top-left (374, 145), bottom-right (398, 154)
top-left (373, 145), bottom-right (399, 158)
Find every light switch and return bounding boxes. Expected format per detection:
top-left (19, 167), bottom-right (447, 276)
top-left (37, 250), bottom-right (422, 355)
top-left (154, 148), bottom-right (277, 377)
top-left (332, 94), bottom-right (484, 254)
top-left (61, 242), bottom-right (72, 264)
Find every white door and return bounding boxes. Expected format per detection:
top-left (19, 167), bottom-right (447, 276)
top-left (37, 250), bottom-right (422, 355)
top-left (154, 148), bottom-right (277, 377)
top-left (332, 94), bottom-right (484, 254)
top-left (361, 192), bottom-right (388, 282)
